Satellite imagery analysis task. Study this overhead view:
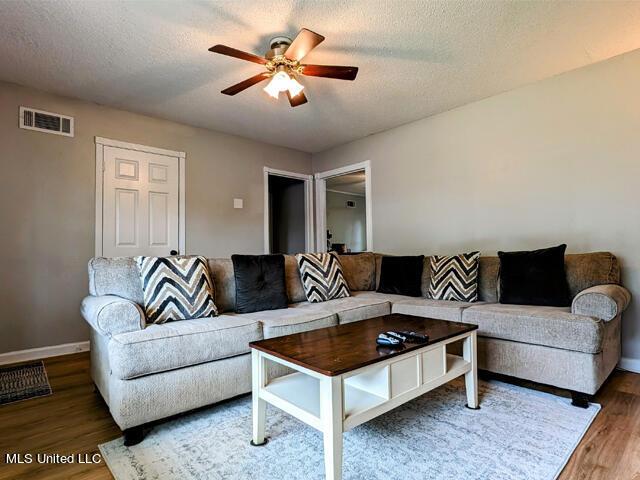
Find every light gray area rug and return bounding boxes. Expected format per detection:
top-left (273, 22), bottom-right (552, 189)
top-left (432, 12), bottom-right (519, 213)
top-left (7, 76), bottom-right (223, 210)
top-left (100, 378), bottom-right (599, 480)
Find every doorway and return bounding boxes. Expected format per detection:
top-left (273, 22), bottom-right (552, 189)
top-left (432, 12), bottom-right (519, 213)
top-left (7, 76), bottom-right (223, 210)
top-left (263, 167), bottom-right (314, 254)
top-left (95, 137), bottom-right (186, 257)
top-left (315, 161), bottom-right (372, 253)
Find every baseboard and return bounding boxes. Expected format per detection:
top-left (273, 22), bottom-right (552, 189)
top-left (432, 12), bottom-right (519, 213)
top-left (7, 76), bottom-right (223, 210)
top-left (618, 357), bottom-right (640, 374)
top-left (0, 341), bottom-right (90, 366)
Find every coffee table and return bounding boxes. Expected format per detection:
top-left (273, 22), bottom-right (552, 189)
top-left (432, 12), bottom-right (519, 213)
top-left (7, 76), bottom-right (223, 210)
top-left (249, 313), bottom-right (479, 480)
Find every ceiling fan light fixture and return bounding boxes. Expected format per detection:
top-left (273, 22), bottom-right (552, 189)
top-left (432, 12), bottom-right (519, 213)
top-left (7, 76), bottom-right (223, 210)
top-left (263, 71), bottom-right (291, 99)
top-left (287, 77), bottom-right (304, 97)
top-left (263, 79), bottom-right (281, 99)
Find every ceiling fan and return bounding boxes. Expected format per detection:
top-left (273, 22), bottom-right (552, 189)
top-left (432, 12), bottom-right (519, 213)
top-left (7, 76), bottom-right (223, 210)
top-left (209, 28), bottom-right (358, 107)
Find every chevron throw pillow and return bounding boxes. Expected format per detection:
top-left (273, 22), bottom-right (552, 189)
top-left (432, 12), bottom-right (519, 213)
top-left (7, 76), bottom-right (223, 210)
top-left (428, 252), bottom-right (481, 302)
top-left (136, 255), bottom-right (218, 324)
top-left (296, 252), bottom-right (351, 303)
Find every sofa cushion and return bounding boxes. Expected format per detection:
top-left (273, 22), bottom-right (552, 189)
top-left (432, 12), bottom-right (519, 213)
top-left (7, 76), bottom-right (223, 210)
top-left (284, 255), bottom-right (307, 303)
top-left (88, 257), bottom-right (143, 305)
top-left (296, 252), bottom-right (350, 302)
top-left (377, 255), bottom-right (424, 297)
top-left (293, 294), bottom-right (391, 324)
top-left (462, 304), bottom-right (604, 354)
top-left (231, 254), bottom-right (288, 314)
top-left (207, 258), bottom-right (235, 313)
top-left (428, 252), bottom-right (480, 302)
top-left (109, 315), bottom-right (262, 380)
top-left (237, 304), bottom-right (338, 338)
top-left (565, 252), bottom-right (621, 298)
top-left (478, 256), bottom-right (499, 303)
top-left (498, 244), bottom-right (571, 307)
top-left (374, 255), bottom-right (432, 297)
top-left (136, 256), bottom-right (218, 323)
top-left (392, 298), bottom-right (476, 322)
top-left (353, 290), bottom-right (417, 304)
top-left (338, 253), bottom-right (376, 291)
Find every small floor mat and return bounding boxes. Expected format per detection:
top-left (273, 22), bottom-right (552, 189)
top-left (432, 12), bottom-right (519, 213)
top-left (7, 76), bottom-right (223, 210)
top-left (0, 360), bottom-right (52, 405)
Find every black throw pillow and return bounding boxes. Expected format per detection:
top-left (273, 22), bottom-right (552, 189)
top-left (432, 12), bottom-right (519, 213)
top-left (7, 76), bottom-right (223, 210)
top-left (498, 244), bottom-right (571, 307)
top-left (377, 255), bottom-right (424, 297)
top-left (231, 254), bottom-right (288, 314)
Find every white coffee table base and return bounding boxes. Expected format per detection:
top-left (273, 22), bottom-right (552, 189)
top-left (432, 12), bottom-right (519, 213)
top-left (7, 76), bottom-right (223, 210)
top-left (251, 330), bottom-right (478, 480)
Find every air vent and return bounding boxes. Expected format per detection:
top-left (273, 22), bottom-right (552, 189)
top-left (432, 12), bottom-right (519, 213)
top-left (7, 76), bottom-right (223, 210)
top-left (346, 200), bottom-right (356, 209)
top-left (20, 106), bottom-right (74, 137)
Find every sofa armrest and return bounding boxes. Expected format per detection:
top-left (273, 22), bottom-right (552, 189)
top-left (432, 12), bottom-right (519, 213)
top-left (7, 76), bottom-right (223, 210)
top-left (571, 284), bottom-right (631, 321)
top-left (81, 295), bottom-right (145, 337)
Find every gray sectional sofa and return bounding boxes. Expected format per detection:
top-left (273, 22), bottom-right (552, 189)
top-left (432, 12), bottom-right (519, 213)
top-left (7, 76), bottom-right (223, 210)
top-left (81, 251), bottom-right (630, 444)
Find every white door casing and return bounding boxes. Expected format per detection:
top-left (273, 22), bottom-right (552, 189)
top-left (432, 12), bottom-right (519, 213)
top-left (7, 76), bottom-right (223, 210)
top-left (95, 137), bottom-right (186, 257)
top-left (263, 167), bottom-right (314, 254)
top-left (315, 161), bottom-right (372, 253)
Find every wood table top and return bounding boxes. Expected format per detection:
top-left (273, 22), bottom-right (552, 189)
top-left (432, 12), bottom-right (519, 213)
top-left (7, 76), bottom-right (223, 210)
top-left (249, 313), bottom-right (477, 376)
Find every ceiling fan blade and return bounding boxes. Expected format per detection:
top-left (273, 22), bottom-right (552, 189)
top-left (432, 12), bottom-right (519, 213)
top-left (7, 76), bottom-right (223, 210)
top-left (300, 64), bottom-right (358, 81)
top-left (284, 28), bottom-right (325, 61)
top-left (209, 44), bottom-right (267, 65)
top-left (221, 72), bottom-right (271, 96)
top-left (286, 90), bottom-right (308, 107)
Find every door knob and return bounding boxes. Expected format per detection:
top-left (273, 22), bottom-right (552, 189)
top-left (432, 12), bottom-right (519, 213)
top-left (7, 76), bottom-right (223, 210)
top-left (170, 250), bottom-right (178, 255)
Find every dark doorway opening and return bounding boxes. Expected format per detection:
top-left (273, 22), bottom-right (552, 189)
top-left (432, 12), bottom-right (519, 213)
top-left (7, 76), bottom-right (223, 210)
top-left (268, 175), bottom-right (305, 254)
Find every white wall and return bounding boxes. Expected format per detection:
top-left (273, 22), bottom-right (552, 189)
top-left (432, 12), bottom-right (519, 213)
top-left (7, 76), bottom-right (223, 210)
top-left (0, 81), bottom-right (311, 354)
top-left (312, 48), bottom-right (640, 367)
top-left (326, 191), bottom-right (366, 252)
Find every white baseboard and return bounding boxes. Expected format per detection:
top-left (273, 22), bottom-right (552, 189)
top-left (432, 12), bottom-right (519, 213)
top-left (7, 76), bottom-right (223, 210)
top-left (0, 341), bottom-right (90, 366)
top-left (618, 357), bottom-right (640, 374)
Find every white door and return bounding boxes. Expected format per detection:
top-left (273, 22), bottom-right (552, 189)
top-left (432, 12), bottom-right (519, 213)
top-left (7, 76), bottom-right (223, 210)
top-left (101, 146), bottom-right (180, 257)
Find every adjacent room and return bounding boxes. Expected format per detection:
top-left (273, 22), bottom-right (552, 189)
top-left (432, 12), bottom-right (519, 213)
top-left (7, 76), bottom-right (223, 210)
top-left (1, 1), bottom-right (639, 479)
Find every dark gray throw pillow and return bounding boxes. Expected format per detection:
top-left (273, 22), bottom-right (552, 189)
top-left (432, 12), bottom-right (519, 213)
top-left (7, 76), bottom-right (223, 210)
top-left (498, 244), bottom-right (571, 307)
top-left (231, 254), bottom-right (288, 314)
top-left (377, 255), bottom-right (424, 297)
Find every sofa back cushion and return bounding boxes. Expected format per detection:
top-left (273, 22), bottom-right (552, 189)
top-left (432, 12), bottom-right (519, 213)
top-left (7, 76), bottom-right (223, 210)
top-left (565, 252), bottom-right (620, 297)
top-left (477, 256), bottom-right (500, 302)
top-left (284, 255), bottom-right (307, 303)
top-left (88, 257), bottom-right (144, 305)
top-left (207, 258), bottom-right (235, 313)
top-left (338, 253), bottom-right (376, 291)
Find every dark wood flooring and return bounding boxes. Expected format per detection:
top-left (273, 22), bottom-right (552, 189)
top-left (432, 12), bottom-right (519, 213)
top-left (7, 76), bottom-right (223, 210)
top-left (0, 352), bottom-right (638, 479)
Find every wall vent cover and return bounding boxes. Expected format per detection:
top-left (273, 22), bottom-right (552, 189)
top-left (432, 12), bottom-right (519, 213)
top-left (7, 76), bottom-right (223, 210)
top-left (20, 106), bottom-right (74, 137)
top-left (346, 200), bottom-right (356, 208)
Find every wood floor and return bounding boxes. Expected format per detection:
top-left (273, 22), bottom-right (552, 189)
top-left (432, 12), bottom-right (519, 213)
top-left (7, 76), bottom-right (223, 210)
top-left (1, 352), bottom-right (639, 479)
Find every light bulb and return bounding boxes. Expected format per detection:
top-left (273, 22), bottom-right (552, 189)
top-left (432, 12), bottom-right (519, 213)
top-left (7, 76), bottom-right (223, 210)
top-left (287, 77), bottom-right (304, 97)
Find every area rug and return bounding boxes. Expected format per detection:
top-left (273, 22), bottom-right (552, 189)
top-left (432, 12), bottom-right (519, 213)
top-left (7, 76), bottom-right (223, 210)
top-left (100, 378), bottom-right (599, 480)
top-left (0, 360), bottom-right (52, 405)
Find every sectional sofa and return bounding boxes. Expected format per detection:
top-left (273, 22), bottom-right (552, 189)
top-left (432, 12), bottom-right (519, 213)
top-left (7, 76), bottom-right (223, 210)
top-left (81, 251), bottom-right (630, 444)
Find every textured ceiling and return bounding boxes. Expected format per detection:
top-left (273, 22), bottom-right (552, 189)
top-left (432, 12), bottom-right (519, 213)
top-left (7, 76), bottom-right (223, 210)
top-left (2, 1), bottom-right (640, 153)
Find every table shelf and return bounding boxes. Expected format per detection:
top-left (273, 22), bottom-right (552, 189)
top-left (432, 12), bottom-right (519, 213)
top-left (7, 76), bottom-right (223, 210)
top-left (263, 371), bottom-right (388, 428)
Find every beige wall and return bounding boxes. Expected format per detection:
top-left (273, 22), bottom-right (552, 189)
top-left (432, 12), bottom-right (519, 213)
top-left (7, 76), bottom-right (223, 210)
top-left (0, 81), bottom-right (311, 354)
top-left (313, 49), bottom-right (640, 365)
top-left (326, 191), bottom-right (366, 253)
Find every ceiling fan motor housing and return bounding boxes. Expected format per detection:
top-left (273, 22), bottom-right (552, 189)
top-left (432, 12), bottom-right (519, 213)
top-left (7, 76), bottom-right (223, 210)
top-left (266, 36), bottom-right (293, 59)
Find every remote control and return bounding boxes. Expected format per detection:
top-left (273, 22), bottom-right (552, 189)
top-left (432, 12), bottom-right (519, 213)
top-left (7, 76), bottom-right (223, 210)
top-left (376, 333), bottom-right (403, 347)
top-left (386, 331), bottom-right (407, 342)
top-left (395, 330), bottom-right (429, 343)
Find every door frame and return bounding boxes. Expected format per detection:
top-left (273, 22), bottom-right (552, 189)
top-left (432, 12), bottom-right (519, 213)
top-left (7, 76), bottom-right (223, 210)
top-left (315, 160), bottom-right (372, 252)
top-left (94, 137), bottom-right (186, 257)
top-left (263, 167), bottom-right (314, 254)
